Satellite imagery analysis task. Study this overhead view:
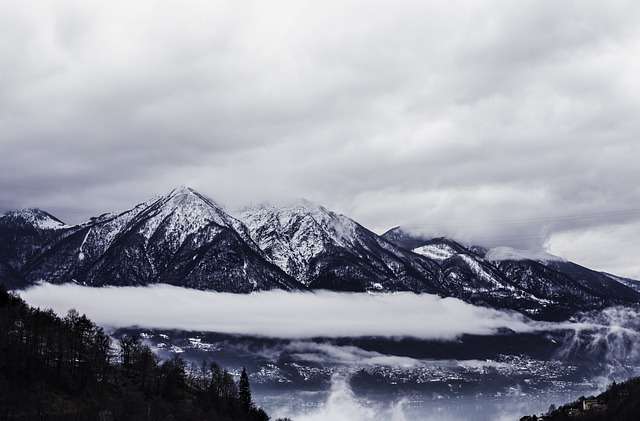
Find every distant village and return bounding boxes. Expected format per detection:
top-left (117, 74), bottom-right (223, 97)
top-left (520, 397), bottom-right (609, 420)
top-left (520, 378), bottom-right (638, 421)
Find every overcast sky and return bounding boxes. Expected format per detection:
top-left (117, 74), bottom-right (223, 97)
top-left (1, 1), bottom-right (639, 277)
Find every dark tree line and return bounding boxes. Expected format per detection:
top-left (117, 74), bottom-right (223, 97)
top-left (0, 286), bottom-right (286, 421)
top-left (520, 377), bottom-right (640, 421)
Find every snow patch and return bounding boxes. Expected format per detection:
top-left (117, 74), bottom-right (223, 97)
top-left (459, 254), bottom-right (516, 291)
top-left (412, 243), bottom-right (455, 261)
top-left (3, 208), bottom-right (68, 230)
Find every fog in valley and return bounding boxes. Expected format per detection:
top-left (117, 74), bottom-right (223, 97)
top-left (19, 283), bottom-right (640, 420)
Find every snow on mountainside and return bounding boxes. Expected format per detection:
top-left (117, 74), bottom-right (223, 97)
top-left (238, 200), bottom-right (350, 282)
top-left (382, 227), bottom-right (640, 317)
top-left (411, 238), bottom-right (469, 261)
top-left (2, 191), bottom-right (640, 320)
top-left (237, 200), bottom-right (441, 292)
top-left (69, 186), bottom-right (260, 263)
top-left (73, 203), bottom-right (152, 263)
top-left (125, 186), bottom-right (259, 254)
top-left (14, 187), bottom-right (297, 292)
top-left (238, 200), bottom-right (371, 280)
top-left (1, 209), bottom-right (68, 230)
top-left (407, 238), bottom-right (532, 300)
top-left (0, 209), bottom-right (74, 281)
top-left (413, 243), bottom-right (456, 261)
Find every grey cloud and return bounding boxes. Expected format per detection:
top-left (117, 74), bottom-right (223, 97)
top-left (1, 1), bottom-right (640, 276)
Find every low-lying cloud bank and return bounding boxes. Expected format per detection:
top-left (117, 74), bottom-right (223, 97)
top-left (277, 341), bottom-right (510, 370)
top-left (19, 283), bottom-right (537, 340)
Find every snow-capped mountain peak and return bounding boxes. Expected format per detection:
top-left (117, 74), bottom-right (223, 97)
top-left (1, 208), bottom-right (67, 230)
top-left (236, 200), bottom-right (443, 292)
top-left (5, 186), bottom-right (296, 292)
top-left (237, 200), bottom-right (358, 282)
top-left (3, 191), bottom-right (640, 319)
top-left (239, 199), bottom-right (360, 248)
top-left (131, 186), bottom-right (243, 244)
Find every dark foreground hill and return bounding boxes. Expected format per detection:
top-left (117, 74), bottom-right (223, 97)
top-left (0, 286), bottom-right (283, 421)
top-left (520, 377), bottom-right (640, 421)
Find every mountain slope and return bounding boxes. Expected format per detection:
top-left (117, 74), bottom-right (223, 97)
top-left (409, 238), bottom-right (563, 315)
top-left (545, 260), bottom-right (640, 302)
top-left (382, 227), bottom-right (640, 315)
top-left (603, 272), bottom-right (640, 293)
top-left (0, 209), bottom-right (72, 277)
top-left (2, 192), bottom-right (639, 319)
top-left (238, 201), bottom-right (442, 292)
top-left (14, 187), bottom-right (300, 292)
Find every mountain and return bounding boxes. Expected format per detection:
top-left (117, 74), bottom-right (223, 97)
top-left (5, 187), bottom-right (298, 292)
top-left (0, 209), bottom-right (70, 289)
top-left (382, 227), bottom-right (640, 317)
top-left (237, 200), bottom-right (441, 292)
top-left (2, 189), bottom-right (639, 319)
top-left (395, 236), bottom-right (596, 316)
top-left (1, 208), bottom-right (67, 230)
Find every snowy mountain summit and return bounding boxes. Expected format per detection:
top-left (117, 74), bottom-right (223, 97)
top-left (239, 199), bottom-right (441, 292)
top-left (1, 186), bottom-right (639, 319)
top-left (131, 185), bottom-right (258, 252)
top-left (239, 199), bottom-right (363, 284)
top-left (2, 208), bottom-right (67, 230)
top-left (1, 187), bottom-right (297, 293)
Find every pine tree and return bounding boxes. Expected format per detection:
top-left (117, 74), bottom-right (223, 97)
top-left (238, 367), bottom-right (252, 412)
top-left (209, 362), bottom-right (224, 400)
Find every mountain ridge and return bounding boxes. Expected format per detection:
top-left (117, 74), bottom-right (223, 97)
top-left (3, 187), bottom-right (298, 293)
top-left (382, 227), bottom-right (640, 314)
top-left (2, 187), bottom-right (639, 320)
top-left (238, 200), bottom-right (442, 293)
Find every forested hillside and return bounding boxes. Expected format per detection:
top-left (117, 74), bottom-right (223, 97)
top-left (0, 286), bottom-right (281, 421)
top-left (520, 377), bottom-right (640, 420)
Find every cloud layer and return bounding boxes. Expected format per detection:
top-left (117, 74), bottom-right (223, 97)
top-left (19, 283), bottom-right (535, 339)
top-left (1, 1), bottom-right (640, 276)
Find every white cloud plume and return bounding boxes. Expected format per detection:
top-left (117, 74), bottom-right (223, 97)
top-left (267, 374), bottom-right (535, 421)
top-left (270, 375), bottom-right (413, 421)
top-left (284, 342), bottom-right (424, 368)
top-left (276, 341), bottom-right (511, 370)
top-left (19, 283), bottom-right (536, 340)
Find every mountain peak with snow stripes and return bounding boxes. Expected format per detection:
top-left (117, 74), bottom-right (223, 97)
top-left (2, 188), bottom-right (639, 320)
top-left (1, 208), bottom-right (68, 230)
